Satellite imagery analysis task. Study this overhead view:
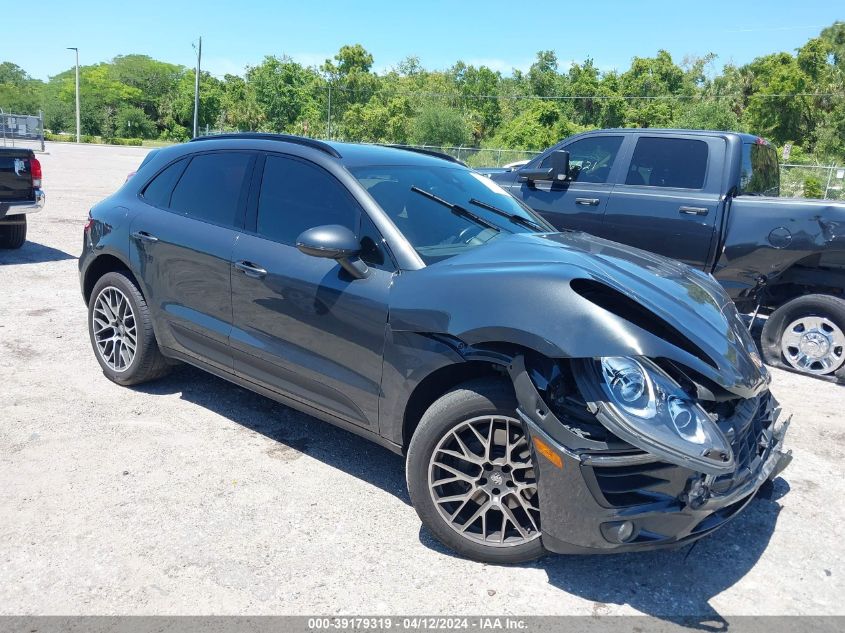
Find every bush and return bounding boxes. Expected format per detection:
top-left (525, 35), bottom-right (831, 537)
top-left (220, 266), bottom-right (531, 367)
top-left (803, 176), bottom-right (824, 198)
top-left (44, 133), bottom-right (142, 146)
top-left (102, 137), bottom-right (144, 146)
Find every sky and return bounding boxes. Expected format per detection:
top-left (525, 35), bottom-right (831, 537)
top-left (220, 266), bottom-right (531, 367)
top-left (2, 0), bottom-right (842, 80)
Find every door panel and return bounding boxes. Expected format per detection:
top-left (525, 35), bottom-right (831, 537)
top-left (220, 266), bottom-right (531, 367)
top-left (230, 235), bottom-right (392, 428)
top-left (129, 208), bottom-right (238, 370)
top-left (128, 150), bottom-right (255, 370)
top-left (229, 152), bottom-right (392, 429)
top-left (599, 135), bottom-right (724, 269)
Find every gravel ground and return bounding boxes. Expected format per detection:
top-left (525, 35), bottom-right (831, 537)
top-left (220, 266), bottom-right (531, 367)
top-left (0, 142), bottom-right (843, 620)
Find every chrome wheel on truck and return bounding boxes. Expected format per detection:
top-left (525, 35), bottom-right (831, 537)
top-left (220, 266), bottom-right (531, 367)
top-left (780, 315), bottom-right (845, 375)
top-left (761, 293), bottom-right (845, 382)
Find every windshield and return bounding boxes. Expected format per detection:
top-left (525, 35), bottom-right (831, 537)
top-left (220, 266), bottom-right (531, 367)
top-left (349, 165), bottom-right (551, 264)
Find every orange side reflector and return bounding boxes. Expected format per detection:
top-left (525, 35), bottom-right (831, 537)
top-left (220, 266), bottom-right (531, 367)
top-left (533, 436), bottom-right (563, 469)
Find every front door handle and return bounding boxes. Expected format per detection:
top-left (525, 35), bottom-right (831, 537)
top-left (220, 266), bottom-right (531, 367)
top-left (131, 230), bottom-right (159, 243)
top-left (679, 206), bottom-right (709, 216)
top-left (575, 198), bottom-right (601, 206)
top-left (234, 260), bottom-right (267, 279)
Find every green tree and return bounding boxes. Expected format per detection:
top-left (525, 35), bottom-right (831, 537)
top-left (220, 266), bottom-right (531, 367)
top-left (410, 103), bottom-right (471, 147)
top-left (247, 56), bottom-right (321, 133)
top-left (0, 62), bottom-right (43, 113)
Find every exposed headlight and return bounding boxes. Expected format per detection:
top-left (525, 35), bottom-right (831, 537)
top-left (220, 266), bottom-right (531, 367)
top-left (581, 356), bottom-right (734, 474)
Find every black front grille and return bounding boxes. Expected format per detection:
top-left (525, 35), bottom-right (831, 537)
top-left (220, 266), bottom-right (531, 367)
top-left (712, 392), bottom-right (774, 493)
top-left (586, 461), bottom-right (692, 508)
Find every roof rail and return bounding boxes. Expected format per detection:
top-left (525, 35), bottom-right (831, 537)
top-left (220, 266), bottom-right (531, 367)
top-left (383, 144), bottom-right (467, 166)
top-left (190, 133), bottom-right (341, 158)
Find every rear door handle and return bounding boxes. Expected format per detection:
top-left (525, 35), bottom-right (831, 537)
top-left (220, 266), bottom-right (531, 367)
top-left (234, 260), bottom-right (267, 279)
top-left (131, 230), bottom-right (159, 243)
top-left (575, 198), bottom-right (601, 206)
top-left (678, 206), bottom-right (709, 216)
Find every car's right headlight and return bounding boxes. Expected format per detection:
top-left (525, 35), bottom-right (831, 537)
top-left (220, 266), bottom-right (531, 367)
top-left (577, 356), bottom-right (734, 474)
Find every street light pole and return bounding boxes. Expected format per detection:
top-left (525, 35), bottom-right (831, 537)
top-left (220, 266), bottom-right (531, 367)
top-left (192, 37), bottom-right (202, 139)
top-left (67, 47), bottom-right (80, 143)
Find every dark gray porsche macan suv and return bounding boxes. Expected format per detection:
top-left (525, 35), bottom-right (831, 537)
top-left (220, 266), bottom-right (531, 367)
top-left (79, 133), bottom-right (791, 563)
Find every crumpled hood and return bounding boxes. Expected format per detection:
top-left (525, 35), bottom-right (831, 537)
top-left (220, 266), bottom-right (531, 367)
top-left (390, 232), bottom-right (767, 398)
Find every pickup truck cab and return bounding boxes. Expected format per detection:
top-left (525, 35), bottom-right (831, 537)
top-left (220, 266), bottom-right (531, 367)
top-left (487, 129), bottom-right (845, 382)
top-left (0, 147), bottom-right (45, 249)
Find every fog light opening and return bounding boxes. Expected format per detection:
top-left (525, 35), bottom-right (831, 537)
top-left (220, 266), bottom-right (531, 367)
top-left (600, 520), bottom-right (637, 544)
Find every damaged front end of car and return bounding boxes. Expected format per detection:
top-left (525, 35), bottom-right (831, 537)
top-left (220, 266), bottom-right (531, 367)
top-left (389, 231), bottom-right (794, 553)
top-left (508, 351), bottom-right (792, 553)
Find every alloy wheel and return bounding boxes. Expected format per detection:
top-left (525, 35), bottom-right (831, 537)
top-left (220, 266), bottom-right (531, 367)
top-left (780, 315), bottom-right (845, 375)
top-left (92, 286), bottom-right (137, 372)
top-left (428, 415), bottom-right (540, 547)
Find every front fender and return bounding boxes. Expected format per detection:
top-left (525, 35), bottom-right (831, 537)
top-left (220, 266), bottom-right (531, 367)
top-left (389, 262), bottom-right (765, 398)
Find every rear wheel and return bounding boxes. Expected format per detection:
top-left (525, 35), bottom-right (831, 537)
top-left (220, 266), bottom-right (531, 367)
top-left (761, 294), bottom-right (845, 383)
top-left (88, 271), bottom-right (170, 386)
top-left (0, 216), bottom-right (27, 249)
top-left (406, 378), bottom-right (546, 563)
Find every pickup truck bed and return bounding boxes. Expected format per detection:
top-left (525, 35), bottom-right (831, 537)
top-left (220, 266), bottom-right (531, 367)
top-left (0, 147), bottom-right (45, 249)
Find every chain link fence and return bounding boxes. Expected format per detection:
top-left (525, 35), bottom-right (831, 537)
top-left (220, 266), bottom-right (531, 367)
top-left (0, 110), bottom-right (45, 151)
top-left (779, 164), bottom-right (845, 200)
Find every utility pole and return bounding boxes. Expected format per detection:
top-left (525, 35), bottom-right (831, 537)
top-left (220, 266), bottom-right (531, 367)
top-left (192, 37), bottom-right (202, 139)
top-left (326, 80), bottom-right (332, 139)
top-left (67, 47), bottom-right (80, 143)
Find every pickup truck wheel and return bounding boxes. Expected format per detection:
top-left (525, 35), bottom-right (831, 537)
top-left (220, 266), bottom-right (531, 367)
top-left (761, 294), bottom-right (845, 382)
top-left (88, 271), bottom-right (170, 386)
top-left (406, 378), bottom-right (546, 564)
top-left (0, 216), bottom-right (27, 249)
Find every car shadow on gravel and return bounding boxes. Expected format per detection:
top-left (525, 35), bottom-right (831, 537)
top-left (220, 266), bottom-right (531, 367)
top-left (132, 364), bottom-right (411, 504)
top-left (133, 363), bottom-right (787, 627)
top-left (0, 241), bottom-right (76, 265)
top-left (420, 477), bottom-right (788, 629)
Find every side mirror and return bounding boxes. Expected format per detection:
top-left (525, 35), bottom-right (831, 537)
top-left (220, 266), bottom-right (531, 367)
top-left (296, 224), bottom-right (370, 279)
top-left (519, 150), bottom-right (571, 184)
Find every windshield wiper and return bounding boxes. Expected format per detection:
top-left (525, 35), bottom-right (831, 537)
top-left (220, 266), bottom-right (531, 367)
top-left (410, 186), bottom-right (500, 232)
top-left (468, 198), bottom-right (547, 232)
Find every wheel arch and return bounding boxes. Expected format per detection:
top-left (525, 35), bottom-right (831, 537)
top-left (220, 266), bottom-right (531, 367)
top-left (763, 257), bottom-right (845, 311)
top-left (399, 341), bottom-right (544, 451)
top-left (82, 253), bottom-right (139, 304)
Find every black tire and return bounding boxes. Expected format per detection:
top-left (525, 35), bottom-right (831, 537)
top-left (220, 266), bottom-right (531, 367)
top-left (0, 216), bottom-right (27, 249)
top-left (87, 270), bottom-right (170, 386)
top-left (760, 293), bottom-right (845, 384)
top-left (406, 377), bottom-right (547, 564)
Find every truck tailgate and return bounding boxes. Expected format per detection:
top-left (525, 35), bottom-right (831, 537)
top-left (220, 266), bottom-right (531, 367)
top-left (0, 149), bottom-right (35, 203)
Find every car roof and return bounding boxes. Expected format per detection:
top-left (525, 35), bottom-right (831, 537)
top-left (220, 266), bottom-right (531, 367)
top-left (328, 142), bottom-right (465, 168)
top-left (585, 128), bottom-right (767, 144)
top-left (185, 133), bottom-right (465, 168)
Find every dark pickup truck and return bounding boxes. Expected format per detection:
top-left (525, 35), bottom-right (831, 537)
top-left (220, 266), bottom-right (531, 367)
top-left (485, 128), bottom-right (845, 382)
top-left (0, 147), bottom-right (45, 249)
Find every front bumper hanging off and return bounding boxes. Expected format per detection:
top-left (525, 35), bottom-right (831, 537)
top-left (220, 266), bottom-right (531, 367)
top-left (509, 356), bottom-right (792, 554)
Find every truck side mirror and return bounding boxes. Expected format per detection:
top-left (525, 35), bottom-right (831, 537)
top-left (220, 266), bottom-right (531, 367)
top-left (519, 150), bottom-right (571, 183)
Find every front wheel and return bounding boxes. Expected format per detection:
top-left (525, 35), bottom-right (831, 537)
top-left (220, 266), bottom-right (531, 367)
top-left (760, 294), bottom-right (845, 382)
top-left (406, 378), bottom-right (546, 564)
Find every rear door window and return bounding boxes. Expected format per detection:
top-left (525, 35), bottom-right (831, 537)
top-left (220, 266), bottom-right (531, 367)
top-left (256, 154), bottom-right (359, 245)
top-left (739, 143), bottom-right (780, 196)
top-left (625, 137), bottom-right (709, 189)
top-left (168, 152), bottom-right (254, 227)
top-left (141, 158), bottom-right (188, 208)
